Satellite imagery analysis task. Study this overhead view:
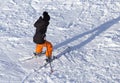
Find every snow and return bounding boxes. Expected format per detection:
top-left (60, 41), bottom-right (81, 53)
top-left (0, 0), bottom-right (120, 83)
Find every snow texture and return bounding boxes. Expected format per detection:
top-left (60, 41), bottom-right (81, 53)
top-left (0, 0), bottom-right (120, 83)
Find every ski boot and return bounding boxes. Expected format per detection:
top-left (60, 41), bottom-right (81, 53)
top-left (46, 57), bottom-right (52, 63)
top-left (33, 52), bottom-right (45, 58)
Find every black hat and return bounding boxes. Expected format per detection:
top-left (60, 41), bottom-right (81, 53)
top-left (43, 11), bottom-right (48, 16)
top-left (43, 11), bottom-right (50, 21)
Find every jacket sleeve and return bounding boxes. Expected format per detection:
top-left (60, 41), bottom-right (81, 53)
top-left (34, 17), bottom-right (44, 28)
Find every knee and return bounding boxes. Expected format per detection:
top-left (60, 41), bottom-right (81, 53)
top-left (46, 41), bottom-right (53, 49)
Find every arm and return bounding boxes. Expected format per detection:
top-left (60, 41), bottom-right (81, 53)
top-left (34, 16), bottom-right (43, 28)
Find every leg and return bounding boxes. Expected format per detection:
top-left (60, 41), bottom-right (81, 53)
top-left (45, 41), bottom-right (53, 58)
top-left (35, 44), bottom-right (43, 54)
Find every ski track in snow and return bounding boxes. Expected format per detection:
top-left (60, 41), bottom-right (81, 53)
top-left (0, 0), bottom-right (120, 83)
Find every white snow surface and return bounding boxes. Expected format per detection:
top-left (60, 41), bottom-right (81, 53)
top-left (0, 0), bottom-right (120, 83)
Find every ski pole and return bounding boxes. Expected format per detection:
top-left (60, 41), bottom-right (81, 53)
top-left (49, 60), bottom-right (53, 73)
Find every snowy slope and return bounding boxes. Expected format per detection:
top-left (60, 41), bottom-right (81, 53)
top-left (0, 0), bottom-right (120, 83)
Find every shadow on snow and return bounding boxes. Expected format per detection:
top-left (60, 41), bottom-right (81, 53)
top-left (54, 16), bottom-right (120, 58)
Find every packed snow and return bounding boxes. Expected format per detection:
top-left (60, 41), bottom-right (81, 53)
top-left (0, 0), bottom-right (120, 83)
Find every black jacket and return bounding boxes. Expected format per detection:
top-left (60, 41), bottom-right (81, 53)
top-left (33, 17), bottom-right (49, 44)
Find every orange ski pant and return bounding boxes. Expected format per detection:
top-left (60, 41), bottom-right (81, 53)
top-left (35, 40), bottom-right (53, 58)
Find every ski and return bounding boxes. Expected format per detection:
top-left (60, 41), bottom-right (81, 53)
top-left (34, 56), bottom-right (57, 72)
top-left (19, 46), bottom-right (70, 62)
top-left (19, 46), bottom-right (71, 74)
top-left (19, 52), bottom-right (45, 62)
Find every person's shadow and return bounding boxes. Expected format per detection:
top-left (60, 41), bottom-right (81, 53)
top-left (54, 16), bottom-right (120, 58)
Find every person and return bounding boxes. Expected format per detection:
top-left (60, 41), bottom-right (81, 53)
top-left (33, 11), bottom-right (53, 62)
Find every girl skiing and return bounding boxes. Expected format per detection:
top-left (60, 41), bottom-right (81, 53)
top-left (33, 11), bottom-right (53, 61)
